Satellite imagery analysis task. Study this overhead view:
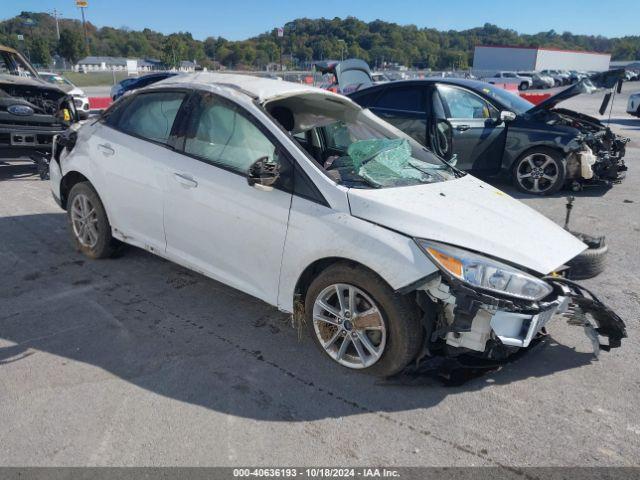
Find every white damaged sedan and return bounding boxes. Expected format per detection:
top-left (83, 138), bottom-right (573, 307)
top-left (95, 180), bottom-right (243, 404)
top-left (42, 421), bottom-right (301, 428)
top-left (49, 73), bottom-right (626, 376)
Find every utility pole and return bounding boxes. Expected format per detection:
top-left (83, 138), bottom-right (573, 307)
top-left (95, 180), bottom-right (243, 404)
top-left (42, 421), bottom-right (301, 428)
top-left (50, 8), bottom-right (63, 69)
top-left (49, 8), bottom-right (61, 40)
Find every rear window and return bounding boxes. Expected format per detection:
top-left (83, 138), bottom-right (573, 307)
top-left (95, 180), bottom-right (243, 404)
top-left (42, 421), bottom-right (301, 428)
top-left (111, 91), bottom-right (185, 144)
top-left (374, 86), bottom-right (424, 112)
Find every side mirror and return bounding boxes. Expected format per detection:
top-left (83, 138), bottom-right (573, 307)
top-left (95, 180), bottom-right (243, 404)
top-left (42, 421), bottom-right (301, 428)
top-left (499, 111), bottom-right (516, 123)
top-left (247, 156), bottom-right (280, 192)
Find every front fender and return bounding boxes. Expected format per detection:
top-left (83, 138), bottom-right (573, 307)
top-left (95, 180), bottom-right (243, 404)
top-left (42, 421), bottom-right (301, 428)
top-left (502, 120), bottom-right (581, 171)
top-left (277, 196), bottom-right (438, 312)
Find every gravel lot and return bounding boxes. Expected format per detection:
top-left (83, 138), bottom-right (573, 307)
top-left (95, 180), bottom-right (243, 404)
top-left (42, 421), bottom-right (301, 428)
top-left (0, 82), bottom-right (638, 467)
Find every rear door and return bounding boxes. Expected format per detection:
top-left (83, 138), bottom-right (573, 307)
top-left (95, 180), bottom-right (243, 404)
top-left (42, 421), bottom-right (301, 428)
top-left (433, 84), bottom-right (506, 173)
top-left (91, 90), bottom-right (187, 251)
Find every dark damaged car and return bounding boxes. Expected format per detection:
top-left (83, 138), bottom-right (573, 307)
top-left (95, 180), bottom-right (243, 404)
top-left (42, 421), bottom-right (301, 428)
top-left (348, 69), bottom-right (629, 195)
top-left (0, 45), bottom-right (78, 177)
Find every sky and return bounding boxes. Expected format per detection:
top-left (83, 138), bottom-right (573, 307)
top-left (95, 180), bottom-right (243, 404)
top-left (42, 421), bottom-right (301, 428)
top-left (4, 0), bottom-right (638, 40)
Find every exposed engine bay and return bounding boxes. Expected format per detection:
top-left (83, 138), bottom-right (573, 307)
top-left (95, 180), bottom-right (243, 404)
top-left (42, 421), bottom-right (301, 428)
top-left (0, 45), bottom-right (78, 179)
top-left (412, 273), bottom-right (626, 364)
top-left (0, 83), bottom-right (68, 116)
top-left (534, 107), bottom-right (629, 188)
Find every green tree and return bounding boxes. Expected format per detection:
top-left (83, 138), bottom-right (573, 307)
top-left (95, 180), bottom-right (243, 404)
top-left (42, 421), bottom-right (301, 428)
top-left (161, 34), bottom-right (187, 68)
top-left (30, 37), bottom-right (51, 67)
top-left (58, 28), bottom-right (84, 64)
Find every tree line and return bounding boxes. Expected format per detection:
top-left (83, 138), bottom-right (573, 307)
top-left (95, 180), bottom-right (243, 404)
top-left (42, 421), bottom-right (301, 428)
top-left (1, 11), bottom-right (639, 70)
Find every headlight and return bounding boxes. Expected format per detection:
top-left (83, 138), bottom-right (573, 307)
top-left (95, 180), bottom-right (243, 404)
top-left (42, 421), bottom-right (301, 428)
top-left (416, 239), bottom-right (553, 301)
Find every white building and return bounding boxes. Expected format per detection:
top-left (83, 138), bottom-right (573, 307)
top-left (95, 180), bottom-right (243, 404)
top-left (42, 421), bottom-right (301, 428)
top-left (76, 56), bottom-right (165, 72)
top-left (472, 46), bottom-right (611, 75)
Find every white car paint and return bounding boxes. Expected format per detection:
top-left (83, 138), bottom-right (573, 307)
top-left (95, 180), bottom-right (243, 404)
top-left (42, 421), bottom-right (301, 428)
top-left (348, 174), bottom-right (586, 275)
top-left (51, 72), bottom-right (585, 316)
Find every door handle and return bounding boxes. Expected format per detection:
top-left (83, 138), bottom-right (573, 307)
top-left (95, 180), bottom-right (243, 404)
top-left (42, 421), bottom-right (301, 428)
top-left (173, 172), bottom-right (198, 188)
top-left (455, 125), bottom-right (471, 132)
top-left (97, 143), bottom-right (115, 156)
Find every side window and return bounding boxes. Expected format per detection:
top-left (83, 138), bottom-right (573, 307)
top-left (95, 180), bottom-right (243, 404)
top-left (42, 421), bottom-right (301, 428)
top-left (321, 121), bottom-right (352, 151)
top-left (114, 91), bottom-right (185, 144)
top-left (350, 89), bottom-right (381, 108)
top-left (437, 85), bottom-right (498, 120)
top-left (372, 86), bottom-right (427, 145)
top-left (374, 86), bottom-right (424, 112)
top-left (183, 93), bottom-right (278, 174)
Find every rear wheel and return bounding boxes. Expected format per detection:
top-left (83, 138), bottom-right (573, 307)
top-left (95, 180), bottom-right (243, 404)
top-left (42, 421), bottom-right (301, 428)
top-left (305, 263), bottom-right (422, 377)
top-left (519, 82), bottom-right (529, 91)
top-left (67, 182), bottom-right (117, 259)
top-left (513, 148), bottom-right (565, 195)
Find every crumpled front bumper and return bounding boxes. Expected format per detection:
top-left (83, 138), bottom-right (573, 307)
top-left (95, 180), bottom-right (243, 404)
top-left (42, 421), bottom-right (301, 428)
top-left (489, 279), bottom-right (627, 355)
top-left (424, 275), bottom-right (627, 358)
top-left (490, 296), bottom-right (569, 348)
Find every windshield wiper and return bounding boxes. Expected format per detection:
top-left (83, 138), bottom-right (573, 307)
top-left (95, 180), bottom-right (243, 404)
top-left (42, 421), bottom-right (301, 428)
top-left (423, 148), bottom-right (465, 177)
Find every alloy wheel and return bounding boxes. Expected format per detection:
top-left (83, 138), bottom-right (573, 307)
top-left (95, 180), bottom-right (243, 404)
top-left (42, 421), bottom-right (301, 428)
top-left (312, 283), bottom-right (387, 369)
top-left (70, 193), bottom-right (99, 248)
top-left (516, 153), bottom-right (559, 194)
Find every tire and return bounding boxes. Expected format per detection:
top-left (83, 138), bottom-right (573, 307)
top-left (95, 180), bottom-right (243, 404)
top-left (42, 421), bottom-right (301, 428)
top-left (512, 147), bottom-right (566, 195)
top-left (566, 233), bottom-right (608, 280)
top-left (519, 82), bottom-right (529, 91)
top-left (305, 263), bottom-right (423, 377)
top-left (67, 182), bottom-right (117, 259)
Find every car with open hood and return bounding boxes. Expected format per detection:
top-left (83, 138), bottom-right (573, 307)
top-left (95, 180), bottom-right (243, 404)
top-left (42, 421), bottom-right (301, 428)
top-left (0, 45), bottom-right (78, 175)
top-left (348, 69), bottom-right (629, 194)
top-left (49, 73), bottom-right (625, 377)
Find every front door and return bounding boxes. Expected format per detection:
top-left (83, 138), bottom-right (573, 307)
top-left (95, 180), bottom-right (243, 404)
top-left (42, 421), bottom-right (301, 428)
top-left (161, 92), bottom-right (293, 305)
top-left (433, 84), bottom-right (507, 173)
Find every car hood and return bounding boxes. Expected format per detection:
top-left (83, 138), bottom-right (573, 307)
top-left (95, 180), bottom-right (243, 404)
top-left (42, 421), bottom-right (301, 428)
top-left (348, 175), bottom-right (586, 275)
top-left (528, 69), bottom-right (625, 113)
top-left (0, 74), bottom-right (67, 94)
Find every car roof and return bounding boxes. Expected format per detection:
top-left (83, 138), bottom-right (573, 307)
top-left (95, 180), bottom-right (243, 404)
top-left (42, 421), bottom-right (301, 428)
top-left (157, 71), bottom-right (340, 103)
top-left (349, 77), bottom-right (496, 96)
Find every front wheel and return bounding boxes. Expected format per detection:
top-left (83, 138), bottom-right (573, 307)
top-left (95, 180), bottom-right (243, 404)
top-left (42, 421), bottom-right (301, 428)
top-left (305, 264), bottom-right (422, 377)
top-left (519, 82), bottom-right (529, 91)
top-left (512, 148), bottom-right (566, 195)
